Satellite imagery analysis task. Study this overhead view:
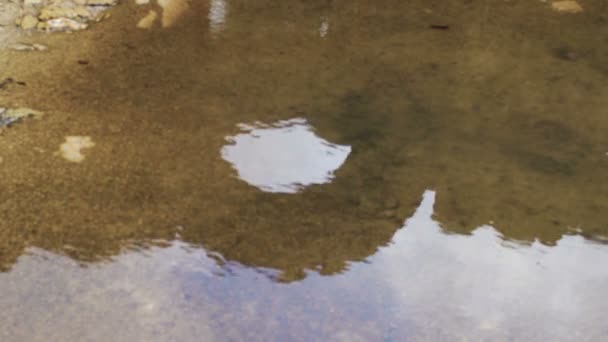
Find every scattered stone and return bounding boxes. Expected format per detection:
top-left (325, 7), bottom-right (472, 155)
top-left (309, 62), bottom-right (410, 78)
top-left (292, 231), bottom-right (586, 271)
top-left (135, 0), bottom-right (150, 4)
top-left (0, 107), bottom-right (44, 128)
top-left (58, 136), bottom-right (95, 163)
top-left (0, 2), bottom-right (21, 27)
top-left (552, 1), bottom-right (583, 13)
top-left (9, 43), bottom-right (48, 51)
top-left (137, 10), bottom-right (158, 29)
top-left (20, 15), bottom-right (38, 30)
top-left (42, 18), bottom-right (88, 31)
top-left (87, 0), bottom-right (117, 5)
top-left (40, 5), bottom-right (85, 21)
top-left (12, 0), bottom-right (118, 33)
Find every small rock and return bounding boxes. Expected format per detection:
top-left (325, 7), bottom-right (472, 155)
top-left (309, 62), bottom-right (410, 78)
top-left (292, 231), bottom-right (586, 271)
top-left (13, 0), bottom-right (117, 33)
top-left (58, 136), bottom-right (95, 163)
top-left (0, 2), bottom-right (21, 27)
top-left (0, 107), bottom-right (44, 128)
top-left (40, 6), bottom-right (79, 21)
top-left (75, 6), bottom-right (92, 18)
top-left (10, 43), bottom-right (48, 51)
top-left (87, 0), bottom-right (117, 5)
top-left (44, 18), bottom-right (88, 31)
top-left (137, 10), bottom-right (158, 29)
top-left (20, 15), bottom-right (39, 30)
top-left (552, 1), bottom-right (583, 13)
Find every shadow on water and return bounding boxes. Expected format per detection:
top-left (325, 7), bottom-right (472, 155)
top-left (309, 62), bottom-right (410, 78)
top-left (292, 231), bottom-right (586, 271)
top-left (0, 0), bottom-right (607, 339)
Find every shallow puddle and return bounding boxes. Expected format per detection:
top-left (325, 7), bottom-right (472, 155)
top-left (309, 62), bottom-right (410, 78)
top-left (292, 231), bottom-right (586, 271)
top-left (0, 0), bottom-right (607, 340)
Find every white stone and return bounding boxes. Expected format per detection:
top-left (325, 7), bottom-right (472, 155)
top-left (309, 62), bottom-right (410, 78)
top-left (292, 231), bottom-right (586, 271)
top-left (136, 10), bottom-right (157, 29)
top-left (551, 0), bottom-right (583, 13)
top-left (58, 136), bottom-right (95, 163)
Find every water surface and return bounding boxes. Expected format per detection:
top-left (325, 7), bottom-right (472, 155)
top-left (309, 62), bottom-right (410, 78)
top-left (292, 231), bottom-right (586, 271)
top-left (0, 0), bottom-right (607, 340)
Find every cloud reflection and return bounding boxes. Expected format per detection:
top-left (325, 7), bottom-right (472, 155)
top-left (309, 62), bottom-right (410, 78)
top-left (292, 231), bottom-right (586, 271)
top-left (221, 118), bottom-right (351, 193)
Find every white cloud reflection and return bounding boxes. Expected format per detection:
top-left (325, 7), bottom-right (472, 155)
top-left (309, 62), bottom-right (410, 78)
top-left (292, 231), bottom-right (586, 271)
top-left (221, 118), bottom-right (351, 193)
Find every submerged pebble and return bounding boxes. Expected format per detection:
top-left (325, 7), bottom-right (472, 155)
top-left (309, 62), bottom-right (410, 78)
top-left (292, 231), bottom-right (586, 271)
top-left (551, 1), bottom-right (583, 13)
top-left (9, 42), bottom-right (48, 51)
top-left (137, 10), bottom-right (158, 29)
top-left (58, 136), bottom-right (95, 162)
top-left (20, 14), bottom-right (38, 30)
top-left (0, 107), bottom-right (43, 128)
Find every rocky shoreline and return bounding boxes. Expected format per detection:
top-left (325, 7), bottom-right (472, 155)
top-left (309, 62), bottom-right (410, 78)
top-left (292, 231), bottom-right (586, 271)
top-left (0, 0), bottom-right (116, 48)
top-left (0, 0), bottom-right (120, 123)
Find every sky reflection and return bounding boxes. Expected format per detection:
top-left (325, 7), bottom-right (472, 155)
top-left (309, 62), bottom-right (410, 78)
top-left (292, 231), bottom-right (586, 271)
top-left (1, 191), bottom-right (606, 340)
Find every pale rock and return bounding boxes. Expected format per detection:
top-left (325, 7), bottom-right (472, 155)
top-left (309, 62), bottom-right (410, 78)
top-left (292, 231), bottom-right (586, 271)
top-left (551, 0), bottom-right (583, 13)
top-left (9, 42), bottom-right (48, 51)
top-left (20, 14), bottom-right (39, 29)
top-left (0, 2), bottom-right (22, 26)
top-left (58, 136), bottom-right (95, 163)
top-left (74, 6), bottom-right (91, 18)
top-left (44, 18), bottom-right (88, 31)
top-left (137, 10), bottom-right (157, 29)
top-left (40, 6), bottom-right (79, 20)
top-left (0, 107), bottom-right (44, 127)
top-left (86, 0), bottom-right (117, 6)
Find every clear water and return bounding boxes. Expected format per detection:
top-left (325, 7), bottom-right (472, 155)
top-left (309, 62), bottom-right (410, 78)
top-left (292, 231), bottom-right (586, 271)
top-left (0, 0), bottom-right (607, 340)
